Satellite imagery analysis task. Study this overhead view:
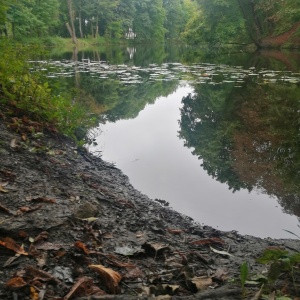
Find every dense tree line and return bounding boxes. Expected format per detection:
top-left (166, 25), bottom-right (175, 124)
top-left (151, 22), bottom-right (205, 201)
top-left (0, 0), bottom-right (194, 41)
top-left (1, 0), bottom-right (300, 46)
top-left (183, 0), bottom-right (300, 48)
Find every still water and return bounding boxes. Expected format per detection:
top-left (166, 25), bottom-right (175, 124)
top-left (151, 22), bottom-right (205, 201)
top-left (43, 44), bottom-right (300, 238)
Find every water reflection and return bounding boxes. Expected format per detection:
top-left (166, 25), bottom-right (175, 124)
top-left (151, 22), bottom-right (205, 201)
top-left (35, 44), bottom-right (300, 237)
top-left (179, 77), bottom-right (300, 220)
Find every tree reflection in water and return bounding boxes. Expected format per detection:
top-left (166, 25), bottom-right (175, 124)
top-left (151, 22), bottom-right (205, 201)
top-left (179, 78), bottom-right (300, 219)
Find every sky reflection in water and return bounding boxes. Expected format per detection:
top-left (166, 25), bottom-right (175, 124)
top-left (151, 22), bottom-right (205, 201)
top-left (93, 85), bottom-right (299, 239)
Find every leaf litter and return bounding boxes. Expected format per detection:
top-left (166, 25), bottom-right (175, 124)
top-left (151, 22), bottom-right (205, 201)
top-left (0, 118), bottom-right (300, 299)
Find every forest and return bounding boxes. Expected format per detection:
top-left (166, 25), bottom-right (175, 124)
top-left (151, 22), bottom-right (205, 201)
top-left (0, 0), bottom-right (300, 48)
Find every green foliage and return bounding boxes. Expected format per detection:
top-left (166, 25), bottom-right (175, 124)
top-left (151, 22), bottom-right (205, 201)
top-left (182, 0), bottom-right (248, 45)
top-left (181, 0), bottom-right (300, 47)
top-left (0, 41), bottom-right (97, 140)
top-left (6, 0), bottom-right (59, 39)
top-left (257, 249), bottom-right (289, 265)
top-left (257, 248), bottom-right (300, 286)
top-left (240, 262), bottom-right (249, 292)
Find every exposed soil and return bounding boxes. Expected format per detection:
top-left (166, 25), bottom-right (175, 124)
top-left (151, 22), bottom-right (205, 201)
top-left (0, 113), bottom-right (300, 300)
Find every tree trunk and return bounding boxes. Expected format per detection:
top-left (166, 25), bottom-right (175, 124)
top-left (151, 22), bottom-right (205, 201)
top-left (237, 0), bottom-right (262, 47)
top-left (67, 0), bottom-right (77, 44)
top-left (78, 10), bottom-right (83, 39)
top-left (95, 15), bottom-right (99, 38)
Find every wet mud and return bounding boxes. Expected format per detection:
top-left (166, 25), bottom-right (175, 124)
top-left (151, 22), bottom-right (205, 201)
top-left (0, 119), bottom-right (299, 299)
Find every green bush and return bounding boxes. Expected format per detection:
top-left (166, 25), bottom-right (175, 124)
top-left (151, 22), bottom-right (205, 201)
top-left (0, 40), bottom-right (97, 140)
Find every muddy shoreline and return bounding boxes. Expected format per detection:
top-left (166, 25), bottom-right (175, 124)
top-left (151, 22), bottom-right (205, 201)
top-left (0, 118), bottom-right (299, 299)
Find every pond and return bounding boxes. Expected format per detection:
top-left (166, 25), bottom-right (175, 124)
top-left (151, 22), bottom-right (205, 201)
top-left (37, 43), bottom-right (300, 238)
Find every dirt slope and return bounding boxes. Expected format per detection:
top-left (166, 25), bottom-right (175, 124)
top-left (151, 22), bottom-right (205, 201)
top-left (0, 116), bottom-right (299, 299)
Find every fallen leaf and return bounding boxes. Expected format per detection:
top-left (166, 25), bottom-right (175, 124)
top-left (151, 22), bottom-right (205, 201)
top-left (74, 241), bottom-right (90, 255)
top-left (102, 233), bottom-right (113, 239)
top-left (106, 258), bottom-right (136, 268)
top-left (250, 284), bottom-right (264, 300)
top-left (123, 267), bottom-right (144, 280)
top-left (212, 268), bottom-right (229, 282)
top-left (64, 277), bottom-right (94, 300)
top-left (34, 241), bottom-right (63, 251)
top-left (190, 237), bottom-right (225, 245)
top-left (28, 197), bottom-right (56, 204)
top-left (190, 276), bottom-right (213, 291)
top-left (266, 290), bottom-right (276, 300)
top-left (26, 266), bottom-right (65, 286)
top-left (37, 252), bottom-right (48, 267)
top-left (114, 245), bottom-right (145, 256)
top-left (52, 266), bottom-right (73, 283)
top-left (80, 217), bottom-right (99, 222)
top-left (135, 232), bottom-right (144, 238)
top-left (18, 205), bottom-right (42, 213)
top-left (33, 231), bottom-right (49, 242)
top-left (162, 284), bottom-right (180, 294)
top-left (30, 286), bottom-right (39, 300)
top-left (0, 237), bottom-right (28, 255)
top-left (18, 230), bottom-right (28, 239)
top-left (3, 256), bottom-right (20, 268)
top-left (167, 229), bottom-right (184, 235)
top-left (10, 138), bottom-right (17, 148)
top-left (28, 244), bottom-right (40, 257)
top-left (210, 246), bottom-right (234, 257)
top-left (0, 203), bottom-right (13, 214)
top-left (142, 242), bottom-right (169, 255)
top-left (89, 264), bottom-right (122, 293)
top-left (53, 250), bottom-right (67, 258)
top-left (0, 184), bottom-right (8, 193)
top-left (6, 277), bottom-right (27, 290)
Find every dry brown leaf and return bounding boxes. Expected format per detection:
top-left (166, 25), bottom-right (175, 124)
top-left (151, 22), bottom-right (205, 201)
top-left (123, 267), bottom-right (144, 280)
top-left (162, 284), bottom-right (180, 294)
top-left (143, 242), bottom-right (169, 253)
top-left (250, 284), bottom-right (264, 300)
top-left (18, 230), bottom-right (29, 239)
top-left (135, 232), bottom-right (144, 238)
top-left (191, 276), bottom-right (213, 291)
top-left (0, 237), bottom-right (28, 255)
top-left (167, 228), bottom-right (184, 235)
top-left (190, 237), bottom-right (225, 246)
top-left (0, 184), bottom-right (8, 193)
top-left (28, 197), bottom-right (56, 204)
top-left (106, 258), bottom-right (136, 269)
top-left (18, 205), bottom-right (42, 213)
top-left (26, 266), bottom-right (65, 286)
top-left (33, 231), bottom-right (49, 242)
top-left (89, 264), bottom-right (122, 293)
top-left (30, 286), bottom-right (39, 300)
top-left (34, 241), bottom-right (62, 251)
top-left (3, 256), bottom-right (20, 268)
top-left (102, 233), bottom-right (113, 239)
top-left (28, 244), bottom-right (40, 257)
top-left (212, 268), bottom-right (229, 282)
top-left (64, 277), bottom-right (93, 300)
top-left (0, 203), bottom-right (12, 215)
top-left (6, 277), bottom-right (27, 290)
top-left (53, 250), bottom-right (67, 258)
top-left (74, 241), bottom-right (90, 255)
